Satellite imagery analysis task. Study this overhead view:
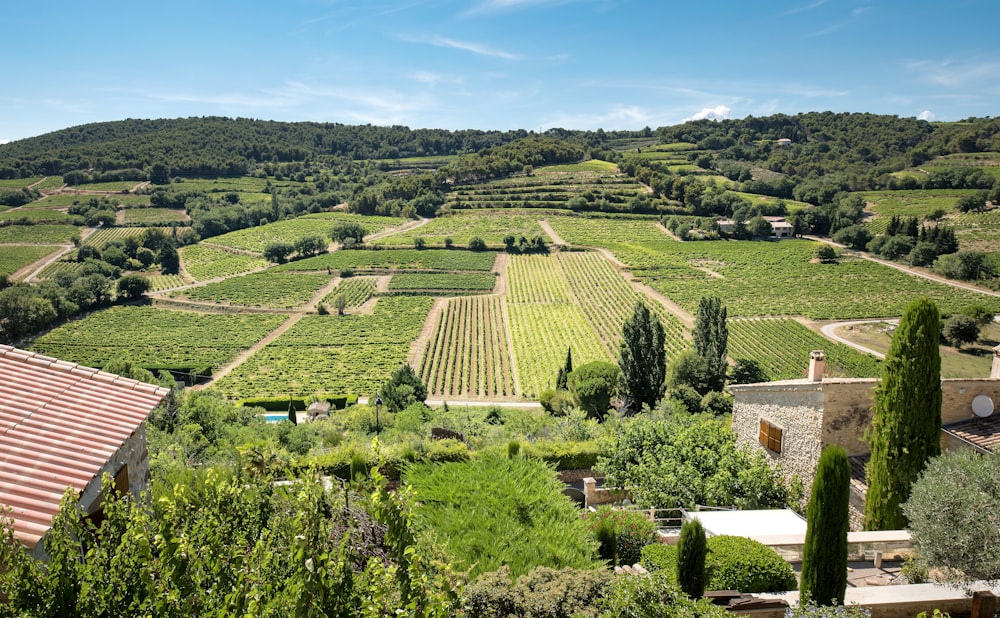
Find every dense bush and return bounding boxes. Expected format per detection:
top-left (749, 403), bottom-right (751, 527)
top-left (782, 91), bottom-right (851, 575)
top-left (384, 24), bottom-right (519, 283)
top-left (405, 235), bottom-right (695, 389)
top-left (583, 507), bottom-right (657, 567)
top-left (406, 455), bottom-right (598, 578)
top-left (640, 535), bottom-right (797, 593)
top-left (523, 440), bottom-right (600, 471)
top-left (596, 571), bottom-right (727, 618)
top-left (464, 565), bottom-right (611, 618)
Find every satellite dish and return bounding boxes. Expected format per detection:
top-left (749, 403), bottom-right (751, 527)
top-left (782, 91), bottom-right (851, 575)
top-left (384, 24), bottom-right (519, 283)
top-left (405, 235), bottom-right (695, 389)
top-left (971, 395), bottom-right (995, 418)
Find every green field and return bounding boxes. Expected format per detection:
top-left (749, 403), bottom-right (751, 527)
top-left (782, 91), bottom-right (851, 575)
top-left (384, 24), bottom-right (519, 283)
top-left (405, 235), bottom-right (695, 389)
top-left (545, 216), bottom-right (1000, 319)
top-left (387, 272), bottom-right (497, 294)
top-left (211, 296), bottom-right (432, 399)
top-left (375, 210), bottom-right (549, 248)
top-left (30, 306), bottom-right (284, 373)
top-left (122, 207), bottom-right (188, 224)
top-left (728, 318), bottom-right (882, 381)
top-left (209, 212), bottom-right (405, 253)
top-left (82, 227), bottom-right (147, 247)
top-left (0, 245), bottom-right (60, 277)
top-left (321, 276), bottom-right (378, 308)
top-left (0, 224), bottom-right (80, 244)
top-left (173, 272), bottom-right (332, 308)
top-left (179, 244), bottom-right (269, 281)
top-left (858, 189), bottom-right (978, 226)
top-left (34, 194), bottom-right (150, 207)
top-left (65, 180), bottom-right (144, 192)
top-left (537, 160), bottom-right (618, 173)
top-left (0, 208), bottom-right (81, 224)
top-left (420, 295), bottom-right (515, 399)
top-left (0, 178), bottom-right (42, 189)
top-left (274, 248), bottom-right (497, 273)
top-left (505, 254), bottom-right (611, 398)
top-left (732, 191), bottom-right (813, 212)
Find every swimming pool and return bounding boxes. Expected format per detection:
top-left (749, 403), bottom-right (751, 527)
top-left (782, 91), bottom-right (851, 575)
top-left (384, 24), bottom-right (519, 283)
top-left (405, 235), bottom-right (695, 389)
top-left (261, 412), bottom-right (293, 423)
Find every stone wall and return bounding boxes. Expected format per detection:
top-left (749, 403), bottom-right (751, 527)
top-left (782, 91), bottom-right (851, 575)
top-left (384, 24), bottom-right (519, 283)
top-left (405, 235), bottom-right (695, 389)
top-left (730, 381), bottom-right (824, 486)
top-left (819, 379), bottom-right (876, 455)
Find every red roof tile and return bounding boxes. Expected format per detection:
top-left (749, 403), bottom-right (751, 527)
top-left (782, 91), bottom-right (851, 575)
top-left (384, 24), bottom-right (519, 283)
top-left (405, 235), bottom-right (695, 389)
top-left (0, 345), bottom-right (169, 549)
top-left (944, 415), bottom-right (1000, 454)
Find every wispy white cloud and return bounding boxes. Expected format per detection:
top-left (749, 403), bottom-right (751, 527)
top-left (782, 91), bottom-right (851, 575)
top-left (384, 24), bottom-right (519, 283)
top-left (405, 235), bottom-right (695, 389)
top-left (464, 0), bottom-right (582, 16)
top-left (778, 0), bottom-right (829, 17)
top-left (541, 104), bottom-right (652, 130)
top-left (918, 110), bottom-right (936, 121)
top-left (801, 2), bottom-right (872, 37)
top-left (904, 57), bottom-right (1000, 88)
top-left (410, 71), bottom-right (464, 87)
top-left (683, 105), bottom-right (732, 122)
top-left (401, 34), bottom-right (522, 60)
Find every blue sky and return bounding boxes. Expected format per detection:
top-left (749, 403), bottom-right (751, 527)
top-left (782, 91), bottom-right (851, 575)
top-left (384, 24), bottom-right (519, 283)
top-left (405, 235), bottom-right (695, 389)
top-left (2, 0), bottom-right (999, 143)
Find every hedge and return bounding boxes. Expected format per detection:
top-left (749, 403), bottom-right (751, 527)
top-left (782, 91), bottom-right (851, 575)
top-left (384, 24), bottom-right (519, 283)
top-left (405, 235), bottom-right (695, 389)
top-left (522, 440), bottom-right (600, 471)
top-left (640, 535), bottom-right (797, 593)
top-left (241, 394), bottom-right (358, 412)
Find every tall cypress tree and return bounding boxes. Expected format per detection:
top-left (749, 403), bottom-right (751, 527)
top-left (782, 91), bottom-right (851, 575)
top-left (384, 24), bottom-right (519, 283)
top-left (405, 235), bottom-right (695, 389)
top-left (556, 347), bottom-right (572, 391)
top-left (863, 298), bottom-right (942, 530)
top-left (801, 446), bottom-right (850, 605)
top-left (693, 296), bottom-right (728, 392)
top-left (618, 302), bottom-right (666, 415)
top-left (676, 519), bottom-right (707, 598)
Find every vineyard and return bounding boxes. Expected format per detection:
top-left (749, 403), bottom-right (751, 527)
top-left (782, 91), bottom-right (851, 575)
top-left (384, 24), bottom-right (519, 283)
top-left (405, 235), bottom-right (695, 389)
top-left (82, 227), bottom-right (147, 247)
top-left (420, 295), bottom-right (515, 399)
top-left (122, 207), bottom-right (188, 225)
top-left (179, 244), bottom-right (269, 281)
top-left (172, 271), bottom-right (332, 308)
top-left (728, 318), bottom-right (882, 381)
top-left (212, 296), bottom-right (433, 399)
top-left (0, 245), bottom-right (59, 277)
top-left (374, 210), bottom-right (550, 248)
top-left (444, 164), bottom-right (656, 211)
top-left (0, 224), bottom-right (80, 244)
top-left (29, 306), bottom-right (284, 372)
top-left (275, 248), bottom-right (497, 273)
top-left (557, 251), bottom-right (688, 361)
top-left (505, 254), bottom-right (611, 398)
top-left (321, 277), bottom-right (378, 308)
top-left (387, 273), bottom-right (497, 294)
top-left (209, 212), bottom-right (404, 253)
top-left (1, 208), bottom-right (79, 224)
top-left (147, 274), bottom-right (187, 291)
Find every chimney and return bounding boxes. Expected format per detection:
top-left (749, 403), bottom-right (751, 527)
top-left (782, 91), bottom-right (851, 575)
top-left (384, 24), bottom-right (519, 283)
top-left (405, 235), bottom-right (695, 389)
top-left (992, 345), bottom-right (1000, 379)
top-left (808, 350), bottom-right (826, 382)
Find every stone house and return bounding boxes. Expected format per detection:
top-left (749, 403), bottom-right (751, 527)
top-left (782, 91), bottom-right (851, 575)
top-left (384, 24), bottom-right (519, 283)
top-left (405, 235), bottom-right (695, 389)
top-left (731, 349), bottom-right (1000, 529)
top-left (0, 345), bottom-right (170, 559)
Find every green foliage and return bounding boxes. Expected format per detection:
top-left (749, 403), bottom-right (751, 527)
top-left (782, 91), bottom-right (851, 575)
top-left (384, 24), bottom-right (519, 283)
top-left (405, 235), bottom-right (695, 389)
top-left (463, 565), bottom-right (611, 618)
top-left (641, 536), bottom-right (797, 594)
top-left (263, 241), bottom-right (293, 263)
top-left (406, 455), bottom-right (598, 578)
top-left (381, 364), bottom-right (428, 413)
top-left (567, 361), bottom-right (619, 419)
top-left (583, 507), bottom-right (657, 567)
top-left (785, 604), bottom-right (872, 618)
top-left (539, 388), bottom-right (575, 416)
top-left (597, 414), bottom-right (793, 510)
top-left (387, 272), bottom-right (497, 293)
top-left (942, 314), bottom-right (979, 348)
top-left (174, 271), bottom-right (332, 308)
top-left (801, 446), bottom-right (850, 605)
top-left (618, 302), bottom-right (666, 415)
top-left (864, 298), bottom-right (942, 531)
top-left (468, 237), bottom-right (487, 251)
top-left (815, 244), bottom-right (838, 263)
top-left (596, 570), bottom-right (727, 618)
top-left (902, 448), bottom-right (1000, 582)
top-left (677, 519), bottom-right (707, 597)
top-left (693, 296), bottom-right (728, 392)
top-left (594, 516), bottom-right (618, 566)
top-left (275, 248), bottom-right (497, 273)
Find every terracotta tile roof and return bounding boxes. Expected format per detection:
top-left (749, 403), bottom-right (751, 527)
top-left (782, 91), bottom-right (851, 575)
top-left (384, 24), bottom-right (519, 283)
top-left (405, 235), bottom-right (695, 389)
top-left (0, 345), bottom-right (170, 549)
top-left (944, 415), bottom-right (1000, 454)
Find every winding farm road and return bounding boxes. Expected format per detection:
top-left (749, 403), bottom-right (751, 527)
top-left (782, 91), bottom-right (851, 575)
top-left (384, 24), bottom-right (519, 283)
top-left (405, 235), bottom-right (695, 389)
top-left (819, 319), bottom-right (899, 360)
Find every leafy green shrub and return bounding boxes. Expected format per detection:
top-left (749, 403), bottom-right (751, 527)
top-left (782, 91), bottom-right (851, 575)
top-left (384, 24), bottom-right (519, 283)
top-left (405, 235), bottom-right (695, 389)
top-left (705, 536), bottom-right (797, 593)
top-left (595, 517), bottom-right (618, 565)
top-left (640, 536), bottom-right (797, 593)
top-left (406, 455), bottom-right (598, 578)
top-left (507, 440), bottom-right (521, 458)
top-left (424, 438), bottom-right (470, 463)
top-left (539, 388), bottom-right (575, 416)
top-left (464, 565), bottom-right (611, 618)
top-left (241, 393), bottom-right (357, 411)
top-left (583, 507), bottom-right (657, 567)
top-left (597, 571), bottom-right (726, 618)
top-left (523, 440), bottom-right (600, 471)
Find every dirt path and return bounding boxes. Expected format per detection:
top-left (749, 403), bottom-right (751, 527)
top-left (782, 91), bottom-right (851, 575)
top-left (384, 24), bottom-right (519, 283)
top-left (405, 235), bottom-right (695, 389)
top-left (655, 222), bottom-right (681, 241)
top-left (806, 235), bottom-right (1000, 299)
top-left (357, 396), bottom-right (541, 409)
top-left (193, 313), bottom-right (306, 389)
top-left (537, 219), bottom-right (566, 246)
top-left (368, 216), bottom-right (429, 242)
top-left (819, 319), bottom-right (899, 359)
top-left (492, 252), bottom-right (509, 296)
top-left (592, 247), bottom-right (695, 328)
top-left (375, 275), bottom-right (392, 293)
top-left (408, 297), bottom-right (447, 368)
top-left (17, 226), bottom-right (99, 282)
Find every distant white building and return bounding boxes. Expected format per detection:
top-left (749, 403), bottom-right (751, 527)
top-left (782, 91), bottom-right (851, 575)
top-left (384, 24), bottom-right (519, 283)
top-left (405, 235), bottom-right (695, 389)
top-left (776, 138), bottom-right (792, 147)
top-left (716, 216), bottom-right (793, 239)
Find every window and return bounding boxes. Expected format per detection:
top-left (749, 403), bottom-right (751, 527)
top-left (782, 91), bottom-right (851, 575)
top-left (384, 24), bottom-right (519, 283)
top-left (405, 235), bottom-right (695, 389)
top-left (759, 418), bottom-right (783, 453)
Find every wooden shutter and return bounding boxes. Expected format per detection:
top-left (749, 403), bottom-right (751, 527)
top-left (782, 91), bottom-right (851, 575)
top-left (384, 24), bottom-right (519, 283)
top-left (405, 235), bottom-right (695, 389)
top-left (758, 419), bottom-right (783, 454)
